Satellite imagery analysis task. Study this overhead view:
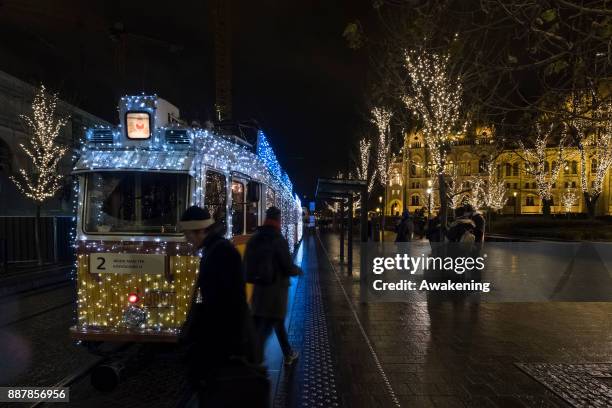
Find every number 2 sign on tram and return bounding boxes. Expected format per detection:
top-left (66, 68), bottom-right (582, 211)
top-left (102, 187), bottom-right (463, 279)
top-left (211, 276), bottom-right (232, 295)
top-left (89, 253), bottom-right (166, 275)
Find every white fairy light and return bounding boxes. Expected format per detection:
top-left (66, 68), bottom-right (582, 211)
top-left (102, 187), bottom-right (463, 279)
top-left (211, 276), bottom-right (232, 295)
top-left (10, 85), bottom-right (70, 202)
top-left (371, 106), bottom-right (393, 187)
top-left (355, 137), bottom-right (376, 193)
top-left (519, 122), bottom-right (566, 203)
top-left (401, 49), bottom-right (466, 176)
top-left (561, 189), bottom-right (578, 213)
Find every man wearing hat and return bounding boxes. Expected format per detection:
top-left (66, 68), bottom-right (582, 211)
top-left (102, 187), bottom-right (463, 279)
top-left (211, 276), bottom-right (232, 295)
top-left (244, 206), bottom-right (300, 366)
top-left (180, 206), bottom-right (262, 405)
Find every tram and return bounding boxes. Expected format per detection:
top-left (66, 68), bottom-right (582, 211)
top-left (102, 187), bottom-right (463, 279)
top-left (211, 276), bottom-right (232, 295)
top-left (70, 95), bottom-right (302, 343)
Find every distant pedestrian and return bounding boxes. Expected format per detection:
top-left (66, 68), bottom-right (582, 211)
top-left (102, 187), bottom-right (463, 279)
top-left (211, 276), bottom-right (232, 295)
top-left (180, 206), bottom-right (266, 407)
top-left (425, 213), bottom-right (443, 243)
top-left (462, 204), bottom-right (486, 243)
top-left (395, 210), bottom-right (414, 242)
top-left (245, 206), bottom-right (300, 366)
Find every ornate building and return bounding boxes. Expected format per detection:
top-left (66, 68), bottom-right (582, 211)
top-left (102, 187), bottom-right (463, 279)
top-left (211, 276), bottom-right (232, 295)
top-left (385, 128), bottom-right (612, 216)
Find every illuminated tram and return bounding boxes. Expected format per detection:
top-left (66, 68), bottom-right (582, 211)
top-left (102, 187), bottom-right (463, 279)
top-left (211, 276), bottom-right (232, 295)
top-left (70, 95), bottom-right (302, 343)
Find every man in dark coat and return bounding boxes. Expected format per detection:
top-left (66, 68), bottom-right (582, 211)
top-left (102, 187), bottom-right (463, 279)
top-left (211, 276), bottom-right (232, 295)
top-left (395, 210), bottom-right (414, 242)
top-left (244, 206), bottom-right (299, 366)
top-left (181, 206), bottom-right (263, 406)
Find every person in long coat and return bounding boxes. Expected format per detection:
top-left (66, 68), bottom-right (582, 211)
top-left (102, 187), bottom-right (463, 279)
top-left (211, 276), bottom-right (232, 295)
top-left (395, 210), bottom-right (414, 242)
top-left (180, 206), bottom-right (262, 406)
top-left (244, 206), bottom-right (299, 366)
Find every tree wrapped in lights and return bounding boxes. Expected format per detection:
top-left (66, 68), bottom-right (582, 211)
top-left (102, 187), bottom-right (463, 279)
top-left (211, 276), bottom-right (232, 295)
top-left (561, 189), bottom-right (578, 215)
top-left (569, 99), bottom-right (612, 217)
top-left (354, 137), bottom-right (377, 194)
top-left (479, 158), bottom-right (507, 212)
top-left (371, 106), bottom-right (393, 239)
top-left (10, 85), bottom-right (69, 265)
top-left (467, 176), bottom-right (484, 210)
top-left (401, 49), bottom-right (467, 232)
top-left (446, 165), bottom-right (467, 210)
top-left (519, 122), bottom-right (566, 216)
top-left (372, 106), bottom-right (393, 188)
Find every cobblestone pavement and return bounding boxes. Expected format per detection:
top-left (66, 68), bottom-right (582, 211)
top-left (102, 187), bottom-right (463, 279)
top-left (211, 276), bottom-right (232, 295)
top-left (0, 283), bottom-right (99, 408)
top-left (316, 232), bottom-right (612, 408)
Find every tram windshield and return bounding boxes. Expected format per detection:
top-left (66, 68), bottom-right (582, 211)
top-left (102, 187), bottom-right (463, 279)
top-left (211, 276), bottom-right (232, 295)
top-left (83, 172), bottom-right (188, 235)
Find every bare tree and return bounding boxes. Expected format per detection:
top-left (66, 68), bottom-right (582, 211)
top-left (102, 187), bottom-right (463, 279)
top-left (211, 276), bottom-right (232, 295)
top-left (518, 121), bottom-right (567, 215)
top-left (402, 48), bottom-right (468, 232)
top-left (10, 85), bottom-right (69, 265)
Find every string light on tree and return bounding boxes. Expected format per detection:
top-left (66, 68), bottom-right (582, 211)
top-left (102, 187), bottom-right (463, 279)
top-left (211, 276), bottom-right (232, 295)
top-left (10, 85), bottom-right (69, 202)
top-left (355, 137), bottom-right (376, 193)
top-left (10, 85), bottom-right (70, 265)
top-left (561, 189), bottom-right (578, 214)
top-left (479, 157), bottom-right (507, 212)
top-left (401, 48), bottom-right (467, 230)
top-left (519, 121), bottom-right (566, 215)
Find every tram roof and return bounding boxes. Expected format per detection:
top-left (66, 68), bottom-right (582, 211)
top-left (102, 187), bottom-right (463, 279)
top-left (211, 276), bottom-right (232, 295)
top-left (73, 150), bottom-right (195, 174)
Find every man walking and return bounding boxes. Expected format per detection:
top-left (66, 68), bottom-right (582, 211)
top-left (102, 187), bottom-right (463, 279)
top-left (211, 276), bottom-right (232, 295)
top-left (244, 206), bottom-right (299, 366)
top-left (180, 206), bottom-right (265, 407)
top-left (395, 210), bottom-right (414, 242)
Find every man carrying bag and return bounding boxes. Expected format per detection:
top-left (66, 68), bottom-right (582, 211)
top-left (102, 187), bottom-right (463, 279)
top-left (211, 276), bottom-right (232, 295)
top-left (244, 206), bottom-right (300, 366)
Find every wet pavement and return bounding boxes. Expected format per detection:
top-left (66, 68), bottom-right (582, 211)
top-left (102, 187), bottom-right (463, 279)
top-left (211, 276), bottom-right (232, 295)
top-left (316, 231), bottom-right (612, 407)
top-left (2, 232), bottom-right (612, 407)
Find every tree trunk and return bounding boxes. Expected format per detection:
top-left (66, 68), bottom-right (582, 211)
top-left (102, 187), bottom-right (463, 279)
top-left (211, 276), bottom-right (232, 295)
top-left (438, 172), bottom-right (447, 242)
top-left (541, 198), bottom-right (552, 216)
top-left (584, 192), bottom-right (598, 219)
top-left (35, 204), bottom-right (42, 266)
top-left (381, 189), bottom-right (387, 242)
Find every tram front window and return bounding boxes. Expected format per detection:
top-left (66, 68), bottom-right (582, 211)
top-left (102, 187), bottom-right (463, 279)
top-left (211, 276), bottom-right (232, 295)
top-left (84, 172), bottom-right (188, 234)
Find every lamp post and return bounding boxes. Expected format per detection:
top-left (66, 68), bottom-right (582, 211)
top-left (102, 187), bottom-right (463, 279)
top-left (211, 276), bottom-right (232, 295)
top-left (513, 191), bottom-right (517, 218)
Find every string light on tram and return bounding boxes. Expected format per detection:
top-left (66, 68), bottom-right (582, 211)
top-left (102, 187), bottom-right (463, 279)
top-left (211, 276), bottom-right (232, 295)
top-left (72, 95), bottom-right (302, 335)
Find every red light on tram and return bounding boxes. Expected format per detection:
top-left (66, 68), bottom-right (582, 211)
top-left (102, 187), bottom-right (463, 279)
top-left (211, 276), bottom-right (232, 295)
top-left (128, 293), bottom-right (140, 304)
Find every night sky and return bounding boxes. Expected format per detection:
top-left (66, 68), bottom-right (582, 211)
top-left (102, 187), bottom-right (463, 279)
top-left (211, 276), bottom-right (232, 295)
top-left (0, 0), bottom-right (375, 199)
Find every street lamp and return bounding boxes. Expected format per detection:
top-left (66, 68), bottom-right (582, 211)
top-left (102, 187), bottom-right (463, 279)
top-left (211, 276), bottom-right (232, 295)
top-left (513, 191), bottom-right (517, 218)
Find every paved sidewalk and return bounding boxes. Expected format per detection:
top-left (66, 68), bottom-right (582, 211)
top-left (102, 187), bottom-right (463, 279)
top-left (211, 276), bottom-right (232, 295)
top-left (315, 232), bottom-right (612, 408)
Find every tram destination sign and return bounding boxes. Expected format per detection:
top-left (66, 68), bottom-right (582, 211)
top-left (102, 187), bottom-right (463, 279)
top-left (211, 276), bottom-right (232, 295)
top-left (89, 253), bottom-right (166, 275)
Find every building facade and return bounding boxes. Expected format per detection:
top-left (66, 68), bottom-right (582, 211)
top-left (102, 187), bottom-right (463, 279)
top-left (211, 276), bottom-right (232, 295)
top-left (385, 129), bottom-right (612, 216)
top-left (0, 70), bottom-right (109, 216)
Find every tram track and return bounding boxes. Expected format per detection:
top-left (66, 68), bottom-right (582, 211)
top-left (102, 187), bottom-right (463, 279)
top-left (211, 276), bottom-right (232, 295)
top-left (28, 343), bottom-right (134, 408)
top-left (0, 299), bottom-right (73, 328)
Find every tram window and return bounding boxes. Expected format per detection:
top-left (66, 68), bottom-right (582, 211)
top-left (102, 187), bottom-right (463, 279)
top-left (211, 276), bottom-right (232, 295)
top-left (246, 181), bottom-right (260, 234)
top-left (204, 171), bottom-right (227, 235)
top-left (231, 181), bottom-right (245, 235)
top-left (266, 187), bottom-right (276, 209)
top-left (84, 172), bottom-right (187, 234)
top-left (126, 112), bottom-right (151, 139)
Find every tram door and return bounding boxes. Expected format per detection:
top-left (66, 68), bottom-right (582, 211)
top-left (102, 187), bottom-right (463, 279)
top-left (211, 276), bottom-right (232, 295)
top-left (230, 177), bottom-right (261, 237)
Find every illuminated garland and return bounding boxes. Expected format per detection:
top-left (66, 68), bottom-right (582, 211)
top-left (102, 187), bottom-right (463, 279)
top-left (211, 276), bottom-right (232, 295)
top-left (519, 122), bottom-right (566, 202)
top-left (10, 85), bottom-right (70, 202)
top-left (401, 49), bottom-right (467, 175)
top-left (72, 95), bottom-right (303, 333)
top-left (355, 137), bottom-right (376, 193)
top-left (371, 107), bottom-right (393, 186)
top-left (561, 189), bottom-right (578, 213)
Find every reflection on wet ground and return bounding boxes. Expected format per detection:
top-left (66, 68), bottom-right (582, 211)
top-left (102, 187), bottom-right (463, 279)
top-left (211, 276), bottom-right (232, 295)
top-left (316, 232), bottom-right (612, 407)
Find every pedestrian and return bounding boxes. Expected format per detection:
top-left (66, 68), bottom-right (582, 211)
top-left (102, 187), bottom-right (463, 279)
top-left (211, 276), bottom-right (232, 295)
top-left (180, 206), bottom-right (267, 407)
top-left (395, 210), bottom-right (414, 242)
top-left (244, 206), bottom-right (300, 367)
top-left (462, 204), bottom-right (486, 243)
top-left (425, 213), bottom-right (442, 243)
